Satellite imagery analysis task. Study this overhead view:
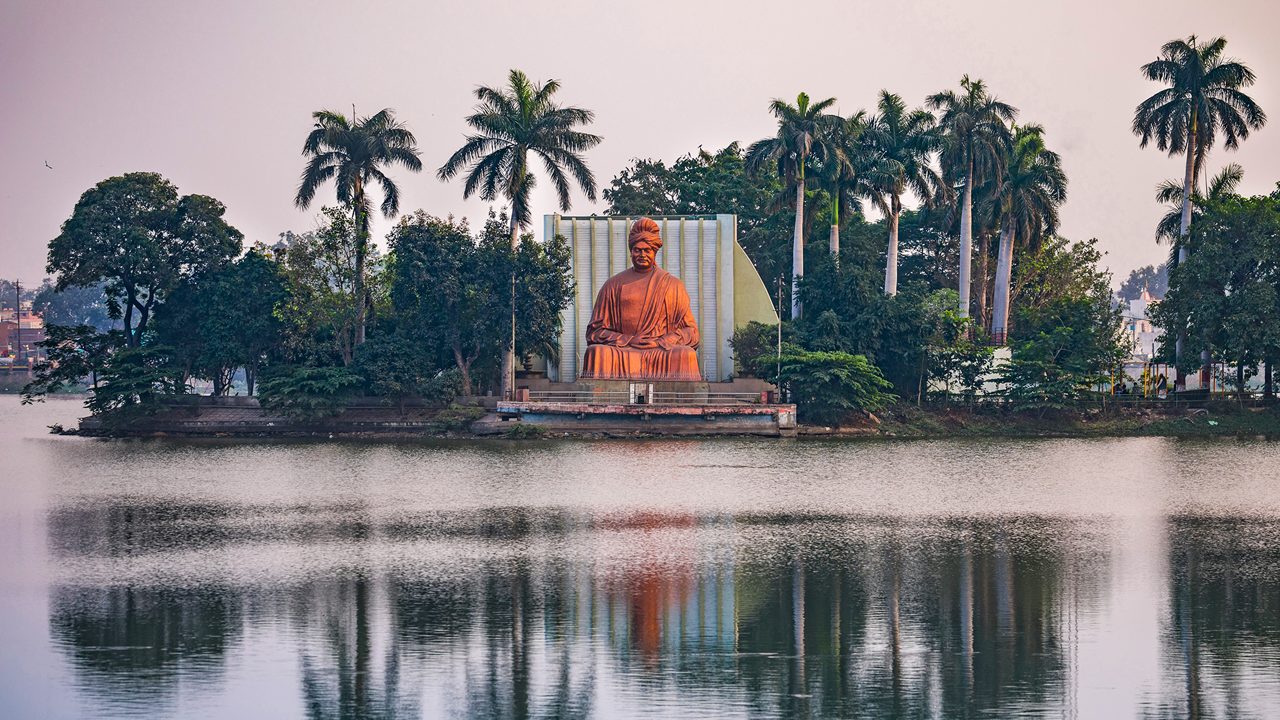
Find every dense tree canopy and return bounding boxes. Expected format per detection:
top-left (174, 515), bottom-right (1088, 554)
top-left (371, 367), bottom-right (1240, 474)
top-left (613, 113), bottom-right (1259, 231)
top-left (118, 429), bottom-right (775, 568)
top-left (46, 172), bottom-right (243, 347)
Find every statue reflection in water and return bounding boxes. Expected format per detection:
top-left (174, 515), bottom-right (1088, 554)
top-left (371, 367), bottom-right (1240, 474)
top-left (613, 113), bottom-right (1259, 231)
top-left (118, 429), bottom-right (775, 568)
top-left (44, 503), bottom-right (1280, 719)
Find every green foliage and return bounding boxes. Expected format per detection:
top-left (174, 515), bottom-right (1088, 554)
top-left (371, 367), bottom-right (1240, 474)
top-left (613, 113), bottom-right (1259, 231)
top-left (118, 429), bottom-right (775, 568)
top-left (437, 69), bottom-right (602, 231)
top-left (1117, 264), bottom-right (1167, 301)
top-left (921, 290), bottom-right (994, 402)
top-left (1151, 191), bottom-right (1280, 376)
top-left (257, 365), bottom-right (363, 421)
top-left (22, 325), bottom-right (123, 402)
top-left (999, 239), bottom-right (1128, 412)
top-left (776, 350), bottom-right (895, 425)
top-left (152, 249), bottom-right (287, 395)
top-left (605, 143), bottom-right (790, 292)
top-left (46, 172), bottom-right (243, 347)
top-left (730, 321), bottom-right (788, 379)
top-left (421, 369), bottom-right (464, 405)
top-left (505, 422), bottom-right (546, 439)
top-left (31, 281), bottom-right (116, 332)
top-left (276, 209), bottom-right (376, 366)
top-left (387, 211), bottom-right (572, 395)
top-left (351, 326), bottom-right (438, 400)
top-left (85, 346), bottom-right (187, 423)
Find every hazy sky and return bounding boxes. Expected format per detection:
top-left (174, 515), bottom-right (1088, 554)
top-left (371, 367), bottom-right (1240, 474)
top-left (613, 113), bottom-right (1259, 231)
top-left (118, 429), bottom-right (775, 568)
top-left (2, 0), bottom-right (1278, 288)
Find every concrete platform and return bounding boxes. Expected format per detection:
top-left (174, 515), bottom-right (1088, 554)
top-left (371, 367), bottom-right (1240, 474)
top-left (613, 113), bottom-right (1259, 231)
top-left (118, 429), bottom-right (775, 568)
top-left (495, 400), bottom-right (797, 437)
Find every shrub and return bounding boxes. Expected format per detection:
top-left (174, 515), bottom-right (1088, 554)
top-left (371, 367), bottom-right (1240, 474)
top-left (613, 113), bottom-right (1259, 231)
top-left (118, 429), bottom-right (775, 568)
top-left (776, 350), bottom-right (895, 425)
top-left (257, 365), bottom-right (363, 421)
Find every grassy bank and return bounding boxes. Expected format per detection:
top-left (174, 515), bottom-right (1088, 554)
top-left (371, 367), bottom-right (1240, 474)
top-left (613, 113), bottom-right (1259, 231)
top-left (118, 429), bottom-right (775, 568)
top-left (862, 402), bottom-right (1280, 439)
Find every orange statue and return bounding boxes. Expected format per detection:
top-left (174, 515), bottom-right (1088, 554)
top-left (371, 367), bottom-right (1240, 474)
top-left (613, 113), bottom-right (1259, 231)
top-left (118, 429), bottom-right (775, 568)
top-left (580, 218), bottom-right (701, 381)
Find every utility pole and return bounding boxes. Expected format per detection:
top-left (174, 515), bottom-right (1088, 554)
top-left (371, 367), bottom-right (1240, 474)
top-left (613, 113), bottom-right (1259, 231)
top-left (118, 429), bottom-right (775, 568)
top-left (13, 279), bottom-right (21, 367)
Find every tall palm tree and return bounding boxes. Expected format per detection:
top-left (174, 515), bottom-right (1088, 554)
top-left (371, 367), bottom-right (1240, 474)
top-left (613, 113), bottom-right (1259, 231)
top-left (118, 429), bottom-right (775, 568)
top-left (1134, 35), bottom-right (1265, 390)
top-left (928, 76), bottom-right (1017, 318)
top-left (1155, 163), bottom-right (1243, 257)
top-left (438, 69), bottom-right (601, 399)
top-left (863, 90), bottom-right (947, 296)
top-left (746, 92), bottom-right (839, 319)
top-left (990, 124), bottom-right (1067, 343)
top-left (438, 69), bottom-right (602, 246)
top-left (811, 111), bottom-right (892, 261)
top-left (295, 108), bottom-right (422, 348)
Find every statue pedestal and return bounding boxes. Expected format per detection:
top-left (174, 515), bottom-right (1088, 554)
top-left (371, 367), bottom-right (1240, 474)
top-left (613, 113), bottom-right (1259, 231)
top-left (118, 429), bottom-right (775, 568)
top-left (496, 377), bottom-right (794, 437)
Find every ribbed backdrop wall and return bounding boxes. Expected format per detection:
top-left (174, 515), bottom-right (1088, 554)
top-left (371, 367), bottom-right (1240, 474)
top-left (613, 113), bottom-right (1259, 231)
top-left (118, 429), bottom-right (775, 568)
top-left (545, 214), bottom-right (737, 382)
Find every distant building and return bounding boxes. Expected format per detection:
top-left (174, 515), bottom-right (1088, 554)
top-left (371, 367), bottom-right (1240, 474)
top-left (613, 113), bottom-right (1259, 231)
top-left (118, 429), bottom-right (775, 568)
top-left (1122, 287), bottom-right (1160, 361)
top-left (0, 301), bottom-right (47, 364)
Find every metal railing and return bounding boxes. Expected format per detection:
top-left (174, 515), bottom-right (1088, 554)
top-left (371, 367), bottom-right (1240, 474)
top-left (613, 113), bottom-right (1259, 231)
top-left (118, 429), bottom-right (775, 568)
top-left (524, 390), bottom-right (769, 406)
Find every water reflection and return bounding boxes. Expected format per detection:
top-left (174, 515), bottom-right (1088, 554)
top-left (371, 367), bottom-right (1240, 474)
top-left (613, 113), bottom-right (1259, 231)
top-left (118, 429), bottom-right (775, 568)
top-left (42, 504), bottom-right (1280, 719)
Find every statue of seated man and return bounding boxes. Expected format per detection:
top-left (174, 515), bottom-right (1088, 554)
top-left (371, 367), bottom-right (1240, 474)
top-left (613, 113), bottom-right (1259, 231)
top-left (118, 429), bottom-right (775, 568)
top-left (580, 217), bottom-right (701, 381)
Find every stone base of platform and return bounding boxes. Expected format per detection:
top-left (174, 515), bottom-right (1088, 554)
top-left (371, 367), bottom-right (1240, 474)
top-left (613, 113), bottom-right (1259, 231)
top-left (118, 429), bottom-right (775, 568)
top-left (494, 400), bottom-right (797, 437)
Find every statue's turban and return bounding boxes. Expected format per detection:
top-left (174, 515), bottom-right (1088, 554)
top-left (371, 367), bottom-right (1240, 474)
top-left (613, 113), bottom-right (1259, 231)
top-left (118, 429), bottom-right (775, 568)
top-left (628, 218), bottom-right (663, 249)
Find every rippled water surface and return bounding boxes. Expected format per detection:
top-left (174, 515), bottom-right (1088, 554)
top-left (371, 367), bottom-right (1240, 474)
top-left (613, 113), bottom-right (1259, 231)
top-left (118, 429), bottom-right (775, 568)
top-left (3, 396), bottom-right (1280, 719)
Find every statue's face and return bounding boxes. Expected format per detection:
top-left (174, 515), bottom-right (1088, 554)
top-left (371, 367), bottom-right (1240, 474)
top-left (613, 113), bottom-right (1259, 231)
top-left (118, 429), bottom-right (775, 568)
top-left (630, 240), bottom-right (657, 271)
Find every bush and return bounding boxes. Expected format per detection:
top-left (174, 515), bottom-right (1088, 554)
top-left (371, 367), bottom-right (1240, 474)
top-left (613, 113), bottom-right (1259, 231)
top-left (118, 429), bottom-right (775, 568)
top-left (776, 350), bottom-right (895, 425)
top-left (422, 368), bottom-right (464, 405)
top-left (257, 365), bottom-right (363, 421)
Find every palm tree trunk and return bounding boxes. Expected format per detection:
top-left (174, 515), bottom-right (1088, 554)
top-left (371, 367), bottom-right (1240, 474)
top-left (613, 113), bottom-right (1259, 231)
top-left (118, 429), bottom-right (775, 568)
top-left (884, 195), bottom-right (901, 296)
top-left (958, 159), bottom-right (974, 318)
top-left (1174, 114), bottom-right (1197, 391)
top-left (976, 232), bottom-right (991, 331)
top-left (792, 176), bottom-right (806, 320)
top-left (829, 193), bottom-right (839, 261)
top-left (352, 183), bottom-right (368, 352)
top-left (991, 224), bottom-right (1015, 344)
top-left (501, 214), bottom-right (519, 400)
top-left (1264, 359), bottom-right (1274, 402)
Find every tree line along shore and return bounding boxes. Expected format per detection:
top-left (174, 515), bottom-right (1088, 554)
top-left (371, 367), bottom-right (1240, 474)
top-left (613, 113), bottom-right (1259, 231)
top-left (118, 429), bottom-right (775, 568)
top-left (14, 35), bottom-right (1280, 435)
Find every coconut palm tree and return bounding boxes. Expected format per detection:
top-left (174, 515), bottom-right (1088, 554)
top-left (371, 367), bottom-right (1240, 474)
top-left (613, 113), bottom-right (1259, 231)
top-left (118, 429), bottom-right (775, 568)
top-left (1155, 163), bottom-right (1244, 256)
top-left (927, 77), bottom-right (1017, 318)
top-left (295, 108), bottom-right (422, 348)
top-left (746, 92), bottom-right (840, 319)
top-left (862, 91), bottom-right (948, 295)
top-left (990, 124), bottom-right (1067, 343)
top-left (1134, 36), bottom-right (1265, 264)
top-left (1133, 35), bottom-right (1265, 388)
top-left (438, 69), bottom-right (601, 399)
top-left (438, 69), bottom-right (602, 246)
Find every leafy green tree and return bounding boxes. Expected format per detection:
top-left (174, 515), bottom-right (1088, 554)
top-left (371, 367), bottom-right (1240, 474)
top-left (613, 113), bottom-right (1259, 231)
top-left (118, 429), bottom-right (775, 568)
top-left (605, 143), bottom-right (789, 291)
top-left (438, 69), bottom-right (600, 397)
top-left (1000, 238), bottom-right (1128, 413)
top-left (31, 281), bottom-right (116, 332)
top-left (277, 209), bottom-right (378, 366)
top-left (152, 249), bottom-right (288, 395)
top-left (1117, 264), bottom-right (1168, 301)
top-left (350, 326), bottom-right (440, 408)
top-left (776, 350), bottom-right (895, 425)
top-left (862, 91), bottom-right (947, 295)
top-left (21, 326), bottom-right (123, 401)
top-left (47, 172), bottom-right (243, 347)
top-left (387, 211), bottom-right (572, 396)
top-left (746, 92), bottom-right (840, 319)
top-left (85, 346), bottom-right (187, 424)
top-left (1150, 192), bottom-right (1280, 397)
top-left (928, 76), bottom-right (1017, 318)
top-left (294, 108), bottom-right (422, 348)
top-left (990, 124), bottom-right (1067, 342)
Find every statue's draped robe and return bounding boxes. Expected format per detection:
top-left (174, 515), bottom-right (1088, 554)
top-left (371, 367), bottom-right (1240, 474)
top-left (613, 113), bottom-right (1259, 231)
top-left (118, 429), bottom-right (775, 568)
top-left (581, 266), bottom-right (701, 381)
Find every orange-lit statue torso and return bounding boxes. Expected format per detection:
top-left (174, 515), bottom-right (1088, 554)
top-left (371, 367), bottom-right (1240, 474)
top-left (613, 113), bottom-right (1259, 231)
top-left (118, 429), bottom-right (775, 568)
top-left (580, 218), bottom-right (701, 381)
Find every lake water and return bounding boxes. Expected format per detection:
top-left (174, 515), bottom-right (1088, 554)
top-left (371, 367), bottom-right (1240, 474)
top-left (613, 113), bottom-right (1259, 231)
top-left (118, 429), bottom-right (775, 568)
top-left (2, 395), bottom-right (1279, 719)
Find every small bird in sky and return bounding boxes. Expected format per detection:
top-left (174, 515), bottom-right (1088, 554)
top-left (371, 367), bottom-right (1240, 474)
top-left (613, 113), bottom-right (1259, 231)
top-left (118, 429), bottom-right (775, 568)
top-left (44, 161), bottom-right (52, 170)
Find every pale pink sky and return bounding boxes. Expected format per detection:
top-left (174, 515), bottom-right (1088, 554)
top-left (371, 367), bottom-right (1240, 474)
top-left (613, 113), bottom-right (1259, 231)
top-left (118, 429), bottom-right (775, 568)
top-left (2, 0), bottom-right (1277, 287)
